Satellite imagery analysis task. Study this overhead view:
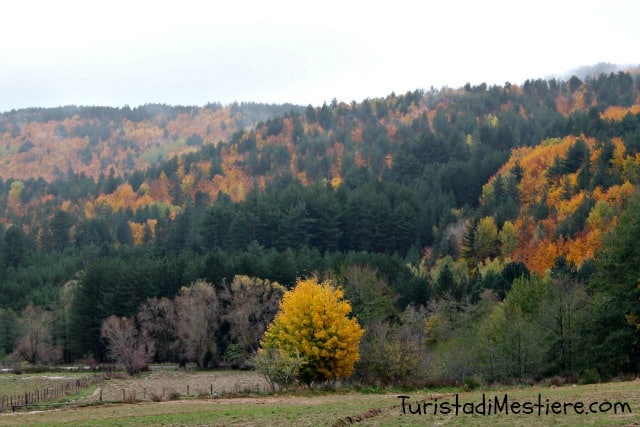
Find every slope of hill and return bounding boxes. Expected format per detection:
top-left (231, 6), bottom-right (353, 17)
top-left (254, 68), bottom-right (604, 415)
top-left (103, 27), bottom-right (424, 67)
top-left (470, 131), bottom-right (640, 274)
top-left (0, 102), bottom-right (303, 181)
top-left (1, 71), bottom-right (637, 252)
top-left (1, 69), bottom-right (640, 375)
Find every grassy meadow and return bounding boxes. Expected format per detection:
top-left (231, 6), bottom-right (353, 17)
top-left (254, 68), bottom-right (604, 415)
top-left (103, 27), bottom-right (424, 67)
top-left (0, 371), bottom-right (95, 397)
top-left (0, 370), bottom-right (639, 426)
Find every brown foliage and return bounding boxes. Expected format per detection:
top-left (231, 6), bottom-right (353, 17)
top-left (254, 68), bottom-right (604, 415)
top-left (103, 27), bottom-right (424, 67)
top-left (137, 297), bottom-right (179, 363)
top-left (174, 280), bottom-right (220, 367)
top-left (219, 276), bottom-right (285, 367)
top-left (15, 305), bottom-right (59, 365)
top-left (100, 315), bottom-right (155, 375)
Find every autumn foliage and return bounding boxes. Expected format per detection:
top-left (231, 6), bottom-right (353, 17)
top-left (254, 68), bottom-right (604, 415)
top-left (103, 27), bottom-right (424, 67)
top-left (259, 277), bottom-right (364, 384)
top-left (479, 133), bottom-right (640, 273)
top-left (3, 71), bottom-right (640, 383)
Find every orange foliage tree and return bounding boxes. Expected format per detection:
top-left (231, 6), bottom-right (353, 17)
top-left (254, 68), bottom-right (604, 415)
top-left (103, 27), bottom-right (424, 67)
top-left (498, 133), bottom-right (640, 273)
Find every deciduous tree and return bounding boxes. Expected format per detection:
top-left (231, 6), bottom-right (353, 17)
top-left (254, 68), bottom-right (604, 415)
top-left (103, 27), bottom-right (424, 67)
top-left (174, 280), bottom-right (220, 367)
top-left (100, 315), bottom-right (155, 375)
top-left (219, 275), bottom-right (285, 367)
top-left (260, 277), bottom-right (364, 384)
top-left (337, 265), bottom-right (397, 325)
top-left (474, 216), bottom-right (499, 262)
top-left (15, 305), bottom-right (58, 365)
top-left (137, 297), bottom-right (179, 363)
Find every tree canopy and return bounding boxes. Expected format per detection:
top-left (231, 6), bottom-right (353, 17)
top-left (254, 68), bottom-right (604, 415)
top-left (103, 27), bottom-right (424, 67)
top-left (259, 277), bottom-right (364, 384)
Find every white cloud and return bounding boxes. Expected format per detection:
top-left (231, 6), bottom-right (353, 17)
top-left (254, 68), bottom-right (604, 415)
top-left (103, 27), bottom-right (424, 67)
top-left (1, 0), bottom-right (638, 111)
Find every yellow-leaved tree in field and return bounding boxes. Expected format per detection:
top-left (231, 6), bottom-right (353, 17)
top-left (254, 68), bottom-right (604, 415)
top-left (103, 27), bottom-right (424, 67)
top-left (259, 277), bottom-right (364, 385)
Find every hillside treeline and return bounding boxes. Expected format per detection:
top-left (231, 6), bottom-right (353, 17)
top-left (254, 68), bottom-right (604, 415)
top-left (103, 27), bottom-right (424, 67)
top-left (0, 71), bottom-right (640, 385)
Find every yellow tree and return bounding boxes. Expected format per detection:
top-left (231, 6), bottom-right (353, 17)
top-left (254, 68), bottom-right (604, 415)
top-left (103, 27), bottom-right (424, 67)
top-left (498, 220), bottom-right (518, 258)
top-left (259, 277), bottom-right (364, 384)
top-left (474, 216), bottom-right (499, 261)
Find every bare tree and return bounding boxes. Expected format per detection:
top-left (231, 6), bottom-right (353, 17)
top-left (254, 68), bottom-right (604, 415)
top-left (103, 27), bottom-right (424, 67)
top-left (137, 297), bottom-right (179, 363)
top-left (60, 278), bottom-right (80, 363)
top-left (219, 275), bottom-right (285, 367)
top-left (100, 315), bottom-right (155, 375)
top-left (15, 305), bottom-right (59, 365)
top-left (174, 280), bottom-right (219, 367)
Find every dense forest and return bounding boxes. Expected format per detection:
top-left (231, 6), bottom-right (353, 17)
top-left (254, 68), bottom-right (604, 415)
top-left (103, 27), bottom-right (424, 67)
top-left (1, 69), bottom-right (640, 385)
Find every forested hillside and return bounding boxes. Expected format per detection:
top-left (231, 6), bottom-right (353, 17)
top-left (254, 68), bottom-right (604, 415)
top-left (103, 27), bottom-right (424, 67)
top-left (1, 70), bottom-right (640, 384)
top-left (0, 102), bottom-right (302, 181)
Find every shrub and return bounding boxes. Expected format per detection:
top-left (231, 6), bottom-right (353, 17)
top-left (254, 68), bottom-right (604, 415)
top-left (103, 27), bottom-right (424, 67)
top-left (254, 348), bottom-right (302, 392)
top-left (579, 368), bottom-right (601, 385)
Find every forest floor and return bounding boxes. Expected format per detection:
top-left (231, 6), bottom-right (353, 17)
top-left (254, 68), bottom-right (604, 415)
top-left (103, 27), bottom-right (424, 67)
top-left (0, 368), bottom-right (639, 426)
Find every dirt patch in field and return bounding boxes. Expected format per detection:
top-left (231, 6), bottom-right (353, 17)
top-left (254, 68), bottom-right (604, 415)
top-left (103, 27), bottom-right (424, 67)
top-left (160, 393), bottom-right (382, 406)
top-left (332, 408), bottom-right (383, 426)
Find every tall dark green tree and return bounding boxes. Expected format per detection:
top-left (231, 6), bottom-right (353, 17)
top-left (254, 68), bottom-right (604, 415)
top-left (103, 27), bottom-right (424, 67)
top-left (68, 262), bottom-right (108, 360)
top-left (589, 195), bottom-right (640, 374)
top-left (0, 308), bottom-right (18, 356)
top-left (305, 184), bottom-right (341, 252)
top-left (4, 225), bottom-right (28, 268)
top-left (48, 210), bottom-right (75, 251)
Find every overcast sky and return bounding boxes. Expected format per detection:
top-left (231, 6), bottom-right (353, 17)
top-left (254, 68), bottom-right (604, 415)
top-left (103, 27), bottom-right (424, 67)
top-left (1, 0), bottom-right (638, 112)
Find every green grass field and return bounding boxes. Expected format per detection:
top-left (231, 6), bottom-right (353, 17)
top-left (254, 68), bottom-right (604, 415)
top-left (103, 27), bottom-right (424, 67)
top-left (0, 371), bottom-right (96, 397)
top-left (0, 371), bottom-right (639, 426)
